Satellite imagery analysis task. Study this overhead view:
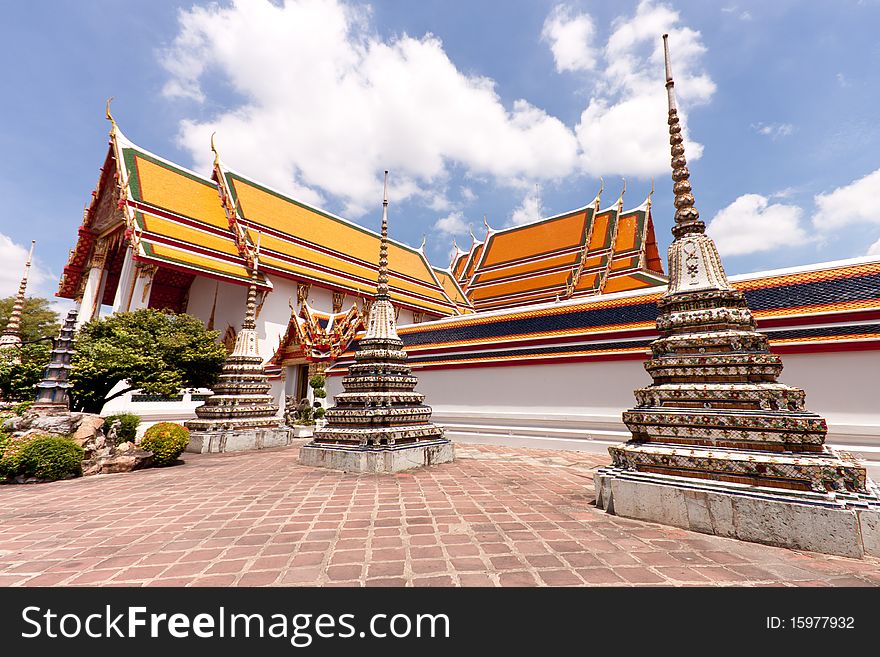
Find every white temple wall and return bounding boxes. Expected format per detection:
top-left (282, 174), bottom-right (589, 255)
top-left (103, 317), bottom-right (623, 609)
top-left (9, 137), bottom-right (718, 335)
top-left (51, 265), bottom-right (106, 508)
top-left (186, 276), bottom-right (247, 338)
top-left (326, 349), bottom-right (880, 478)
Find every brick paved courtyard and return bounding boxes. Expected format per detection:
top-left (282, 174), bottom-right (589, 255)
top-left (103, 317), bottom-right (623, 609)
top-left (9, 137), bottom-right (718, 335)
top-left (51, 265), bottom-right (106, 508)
top-left (1, 441), bottom-right (878, 587)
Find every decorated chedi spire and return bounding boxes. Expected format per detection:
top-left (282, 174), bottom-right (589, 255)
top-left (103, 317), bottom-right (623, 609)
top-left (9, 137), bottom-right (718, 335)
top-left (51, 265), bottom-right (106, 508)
top-left (185, 243), bottom-right (282, 441)
top-left (594, 34), bottom-right (880, 559)
top-left (0, 241), bottom-right (36, 359)
top-left (300, 171), bottom-right (453, 473)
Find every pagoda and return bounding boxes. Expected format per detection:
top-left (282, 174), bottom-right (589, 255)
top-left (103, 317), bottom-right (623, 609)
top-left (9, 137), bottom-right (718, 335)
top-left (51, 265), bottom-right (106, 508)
top-left (595, 35), bottom-right (880, 558)
top-left (299, 172), bottom-right (454, 473)
top-left (32, 308), bottom-right (77, 413)
top-left (0, 240), bottom-right (35, 363)
top-left (185, 268), bottom-right (292, 453)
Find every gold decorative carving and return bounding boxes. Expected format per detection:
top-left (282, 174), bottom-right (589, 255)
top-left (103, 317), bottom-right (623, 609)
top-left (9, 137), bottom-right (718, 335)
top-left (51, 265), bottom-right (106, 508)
top-left (332, 291), bottom-right (345, 314)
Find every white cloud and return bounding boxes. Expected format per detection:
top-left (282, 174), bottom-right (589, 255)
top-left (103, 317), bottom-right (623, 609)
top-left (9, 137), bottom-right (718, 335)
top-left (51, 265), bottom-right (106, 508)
top-left (812, 168), bottom-right (880, 231)
top-left (541, 5), bottom-right (598, 73)
top-left (751, 122), bottom-right (794, 139)
top-left (706, 194), bottom-right (810, 256)
top-left (433, 211), bottom-right (470, 236)
top-left (575, 0), bottom-right (715, 178)
top-left (868, 237), bottom-right (880, 256)
top-left (162, 0), bottom-right (579, 217)
top-left (0, 234), bottom-right (54, 299)
top-left (508, 187), bottom-right (544, 226)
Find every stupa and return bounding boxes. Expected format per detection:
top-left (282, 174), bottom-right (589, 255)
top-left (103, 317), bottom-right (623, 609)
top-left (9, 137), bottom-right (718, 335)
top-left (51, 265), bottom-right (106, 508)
top-left (185, 267), bottom-right (292, 453)
top-left (595, 35), bottom-right (880, 558)
top-left (0, 240), bottom-right (35, 362)
top-left (299, 172), bottom-right (454, 473)
top-left (31, 308), bottom-right (77, 413)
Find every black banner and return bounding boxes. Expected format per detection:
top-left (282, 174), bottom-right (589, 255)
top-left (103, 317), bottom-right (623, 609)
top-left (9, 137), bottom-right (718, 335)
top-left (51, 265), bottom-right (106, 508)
top-left (0, 586), bottom-right (876, 654)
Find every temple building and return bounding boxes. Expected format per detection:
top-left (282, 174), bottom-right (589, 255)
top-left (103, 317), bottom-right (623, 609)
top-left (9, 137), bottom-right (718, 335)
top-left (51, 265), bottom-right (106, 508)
top-left (62, 93), bottom-right (880, 497)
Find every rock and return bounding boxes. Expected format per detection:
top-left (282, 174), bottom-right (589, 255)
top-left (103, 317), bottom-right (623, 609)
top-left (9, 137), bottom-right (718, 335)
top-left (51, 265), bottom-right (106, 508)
top-left (116, 441), bottom-right (134, 453)
top-left (72, 414), bottom-right (105, 442)
top-left (96, 450), bottom-right (154, 474)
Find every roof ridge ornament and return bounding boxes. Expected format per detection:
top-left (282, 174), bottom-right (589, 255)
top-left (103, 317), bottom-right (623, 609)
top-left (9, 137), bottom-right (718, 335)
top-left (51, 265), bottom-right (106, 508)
top-left (483, 214), bottom-right (492, 235)
top-left (105, 97), bottom-right (117, 136)
top-left (663, 33), bottom-right (704, 239)
top-left (646, 177), bottom-right (655, 210)
top-left (210, 131), bottom-right (220, 169)
top-left (616, 177), bottom-right (627, 212)
top-left (594, 176), bottom-right (604, 212)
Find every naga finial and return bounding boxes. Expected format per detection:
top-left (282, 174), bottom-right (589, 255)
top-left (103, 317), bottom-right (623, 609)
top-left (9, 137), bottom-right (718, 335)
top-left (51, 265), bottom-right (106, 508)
top-left (646, 177), bottom-right (655, 209)
top-left (105, 97), bottom-right (117, 135)
top-left (594, 176), bottom-right (604, 211)
top-left (419, 234), bottom-right (427, 251)
top-left (483, 214), bottom-right (492, 233)
top-left (616, 177), bottom-right (627, 211)
top-left (663, 33), bottom-right (704, 239)
top-left (210, 131), bottom-right (220, 168)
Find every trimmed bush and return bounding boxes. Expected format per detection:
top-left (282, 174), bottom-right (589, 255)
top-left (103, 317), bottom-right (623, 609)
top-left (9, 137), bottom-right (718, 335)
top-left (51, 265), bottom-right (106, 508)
top-left (103, 413), bottom-right (141, 444)
top-left (313, 406), bottom-right (326, 419)
top-left (140, 422), bottom-right (189, 466)
top-left (20, 436), bottom-right (83, 481)
top-left (0, 433), bottom-right (35, 478)
top-left (0, 433), bottom-right (82, 481)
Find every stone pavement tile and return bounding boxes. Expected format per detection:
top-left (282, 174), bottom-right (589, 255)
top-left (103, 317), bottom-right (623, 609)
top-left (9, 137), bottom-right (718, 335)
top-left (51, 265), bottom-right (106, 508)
top-left (66, 570), bottom-right (119, 585)
top-left (205, 559), bottom-right (250, 575)
top-left (450, 558), bottom-right (486, 572)
top-left (576, 568), bottom-right (626, 585)
top-left (525, 554), bottom-right (565, 569)
top-left (151, 578), bottom-right (196, 587)
top-left (653, 566), bottom-right (711, 583)
top-left (367, 562), bottom-right (405, 578)
top-left (190, 575), bottom-right (236, 587)
top-left (113, 565), bottom-right (167, 581)
top-left (411, 559), bottom-right (448, 575)
top-left (326, 564), bottom-right (364, 581)
top-left (561, 552), bottom-right (603, 568)
top-left (489, 555), bottom-right (527, 570)
top-left (693, 566), bottom-right (749, 583)
top-left (238, 571), bottom-right (282, 586)
top-left (330, 550), bottom-right (366, 565)
top-left (458, 573), bottom-right (494, 586)
top-left (20, 573), bottom-right (72, 586)
top-left (615, 567), bottom-right (666, 584)
top-left (537, 570), bottom-right (584, 586)
top-left (498, 571), bottom-right (539, 586)
top-left (412, 576), bottom-right (455, 587)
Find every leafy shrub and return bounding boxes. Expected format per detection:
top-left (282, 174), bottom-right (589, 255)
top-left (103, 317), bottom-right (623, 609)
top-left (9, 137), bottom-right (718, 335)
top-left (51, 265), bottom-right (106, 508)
top-left (140, 422), bottom-right (189, 466)
top-left (12, 400), bottom-right (33, 416)
top-left (103, 413), bottom-right (141, 444)
top-left (313, 406), bottom-right (326, 419)
top-left (0, 433), bottom-right (82, 481)
top-left (0, 433), bottom-right (35, 478)
top-left (20, 436), bottom-right (83, 481)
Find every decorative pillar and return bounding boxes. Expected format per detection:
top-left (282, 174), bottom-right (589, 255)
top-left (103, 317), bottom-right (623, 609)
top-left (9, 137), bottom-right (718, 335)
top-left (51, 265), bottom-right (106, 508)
top-left (111, 243), bottom-right (136, 313)
top-left (129, 262), bottom-right (157, 311)
top-left (75, 237), bottom-right (109, 329)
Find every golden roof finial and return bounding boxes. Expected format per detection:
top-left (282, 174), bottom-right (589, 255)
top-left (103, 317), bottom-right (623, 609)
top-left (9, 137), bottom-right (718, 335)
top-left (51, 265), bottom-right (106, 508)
top-left (210, 131), bottom-right (220, 168)
top-left (483, 214), bottom-right (492, 234)
top-left (419, 234), bottom-right (427, 251)
top-left (105, 97), bottom-right (118, 136)
top-left (469, 227), bottom-right (477, 244)
top-left (646, 177), bottom-right (655, 210)
top-left (594, 176), bottom-right (604, 211)
top-left (616, 177), bottom-right (627, 211)
top-left (663, 33), bottom-right (703, 239)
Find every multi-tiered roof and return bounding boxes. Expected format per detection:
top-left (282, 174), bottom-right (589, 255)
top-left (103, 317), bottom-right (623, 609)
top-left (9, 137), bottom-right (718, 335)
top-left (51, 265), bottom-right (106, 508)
top-left (451, 188), bottom-right (666, 312)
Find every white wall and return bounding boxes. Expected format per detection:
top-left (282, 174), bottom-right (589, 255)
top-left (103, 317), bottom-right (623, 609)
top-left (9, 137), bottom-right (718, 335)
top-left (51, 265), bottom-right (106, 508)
top-left (326, 349), bottom-right (880, 478)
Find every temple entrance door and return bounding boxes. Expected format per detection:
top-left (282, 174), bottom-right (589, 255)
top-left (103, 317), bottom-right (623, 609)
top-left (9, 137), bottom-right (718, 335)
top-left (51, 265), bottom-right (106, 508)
top-left (295, 364), bottom-right (310, 402)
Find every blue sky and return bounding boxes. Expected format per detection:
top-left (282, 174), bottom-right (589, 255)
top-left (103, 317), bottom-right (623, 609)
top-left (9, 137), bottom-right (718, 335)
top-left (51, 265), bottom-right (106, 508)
top-left (2, 0), bottom-right (880, 303)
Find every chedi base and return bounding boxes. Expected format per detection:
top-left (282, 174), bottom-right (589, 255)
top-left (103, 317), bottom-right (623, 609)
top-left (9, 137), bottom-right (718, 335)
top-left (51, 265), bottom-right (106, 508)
top-left (186, 427), bottom-right (294, 454)
top-left (299, 438), bottom-right (454, 474)
top-left (594, 466), bottom-right (880, 559)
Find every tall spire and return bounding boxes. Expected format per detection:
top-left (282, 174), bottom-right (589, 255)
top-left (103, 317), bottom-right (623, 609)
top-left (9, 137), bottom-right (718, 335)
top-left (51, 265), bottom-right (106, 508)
top-left (377, 170), bottom-right (390, 299)
top-left (364, 171), bottom-right (399, 341)
top-left (1, 240), bottom-right (35, 354)
top-left (663, 33), bottom-right (704, 239)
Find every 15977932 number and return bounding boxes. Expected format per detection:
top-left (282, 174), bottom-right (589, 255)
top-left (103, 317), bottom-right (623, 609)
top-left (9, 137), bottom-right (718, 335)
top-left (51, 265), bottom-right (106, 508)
top-left (766, 617), bottom-right (855, 629)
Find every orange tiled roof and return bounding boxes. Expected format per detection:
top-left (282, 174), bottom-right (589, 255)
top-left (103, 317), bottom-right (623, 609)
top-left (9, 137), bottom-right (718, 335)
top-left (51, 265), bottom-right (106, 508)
top-left (453, 200), bottom-right (667, 312)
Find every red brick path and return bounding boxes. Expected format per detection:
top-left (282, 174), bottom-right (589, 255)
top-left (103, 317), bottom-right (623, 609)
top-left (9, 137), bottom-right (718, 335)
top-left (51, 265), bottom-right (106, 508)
top-left (1, 442), bottom-right (878, 587)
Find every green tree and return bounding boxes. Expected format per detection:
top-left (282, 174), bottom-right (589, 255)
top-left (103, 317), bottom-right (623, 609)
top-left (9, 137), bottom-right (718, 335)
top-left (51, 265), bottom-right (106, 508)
top-left (0, 297), bottom-right (58, 402)
top-left (0, 341), bottom-right (51, 401)
top-left (69, 309), bottom-right (228, 414)
top-left (0, 297), bottom-right (60, 343)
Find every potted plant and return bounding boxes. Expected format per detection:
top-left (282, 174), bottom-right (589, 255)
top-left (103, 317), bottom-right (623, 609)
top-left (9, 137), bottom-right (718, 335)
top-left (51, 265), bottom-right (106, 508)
top-left (310, 374), bottom-right (328, 428)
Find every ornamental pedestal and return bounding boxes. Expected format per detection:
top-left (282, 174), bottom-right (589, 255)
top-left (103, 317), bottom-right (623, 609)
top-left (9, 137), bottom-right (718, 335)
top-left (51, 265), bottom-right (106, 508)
top-left (595, 35), bottom-right (880, 558)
